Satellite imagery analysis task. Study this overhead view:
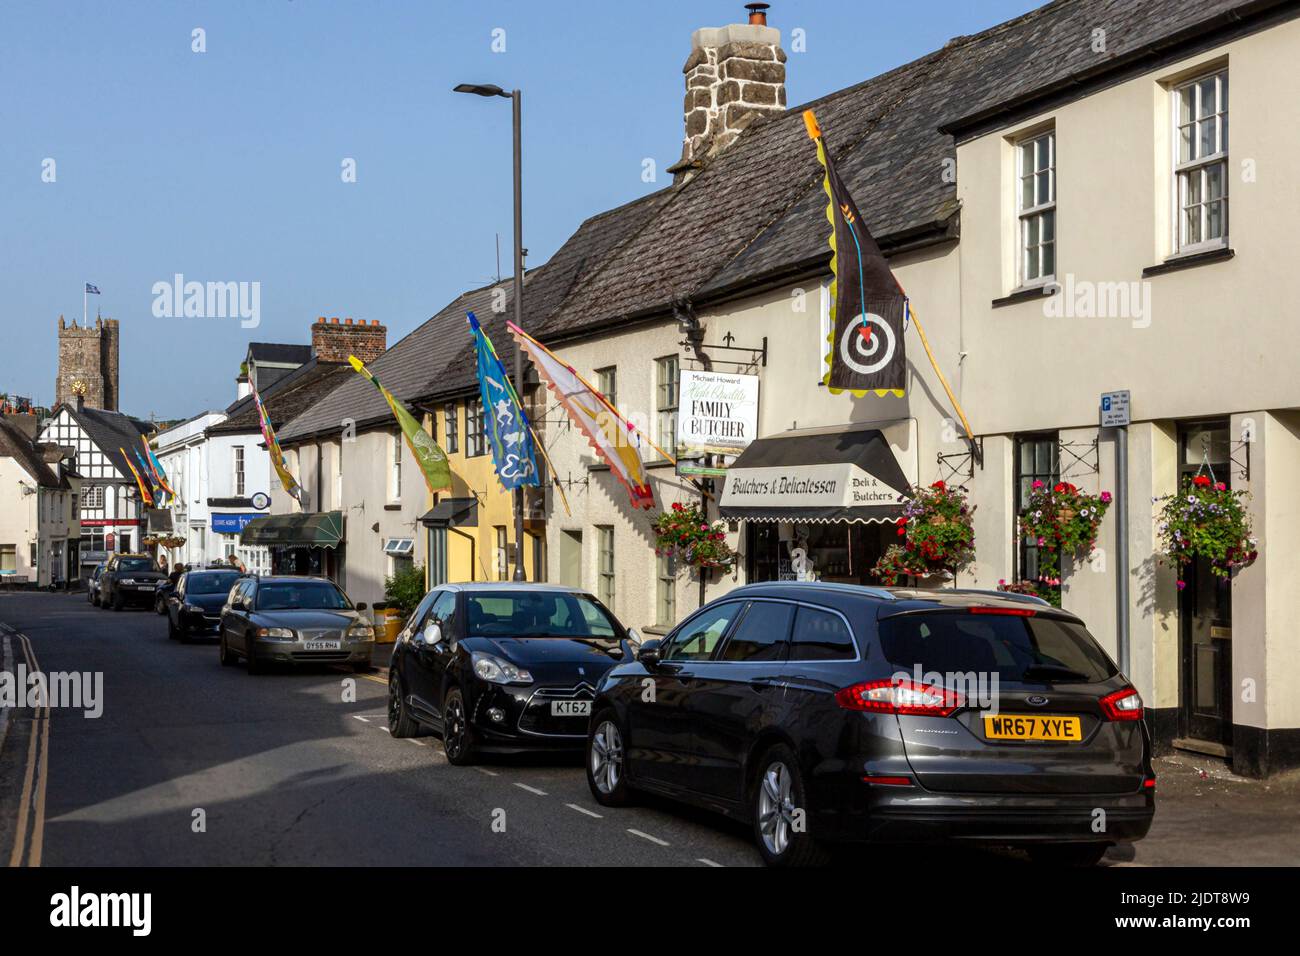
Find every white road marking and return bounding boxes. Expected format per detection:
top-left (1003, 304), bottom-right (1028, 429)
top-left (514, 783), bottom-right (547, 796)
top-left (405, 738), bottom-right (426, 747)
top-left (566, 803), bottom-right (603, 819)
top-left (697, 857), bottom-right (723, 867)
top-left (379, 726), bottom-right (391, 734)
top-left (475, 767), bottom-right (499, 777)
top-left (627, 828), bottom-right (669, 847)
top-left (351, 715), bottom-right (370, 723)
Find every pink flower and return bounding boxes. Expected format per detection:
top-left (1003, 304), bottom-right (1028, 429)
top-left (1176, 580), bottom-right (1187, 590)
top-left (1100, 491), bottom-right (1112, 504)
top-left (1215, 482), bottom-right (1227, 492)
top-left (1032, 480), bottom-right (1044, 490)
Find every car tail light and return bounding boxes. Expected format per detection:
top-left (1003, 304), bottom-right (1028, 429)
top-left (968, 606), bottom-right (1036, 616)
top-left (861, 775), bottom-right (913, 786)
top-left (836, 678), bottom-right (963, 716)
top-left (1143, 777), bottom-right (1156, 790)
top-left (1099, 686), bottom-right (1144, 721)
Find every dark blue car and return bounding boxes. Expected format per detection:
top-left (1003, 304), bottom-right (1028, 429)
top-left (166, 569), bottom-right (245, 642)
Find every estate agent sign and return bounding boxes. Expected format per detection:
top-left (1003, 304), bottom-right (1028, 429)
top-left (677, 370), bottom-right (760, 457)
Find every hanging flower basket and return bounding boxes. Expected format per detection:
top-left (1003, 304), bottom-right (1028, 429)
top-left (871, 481), bottom-right (975, 586)
top-left (142, 535), bottom-right (159, 548)
top-left (651, 501), bottom-right (736, 571)
top-left (1156, 475), bottom-right (1256, 588)
top-left (1018, 480), bottom-right (1112, 588)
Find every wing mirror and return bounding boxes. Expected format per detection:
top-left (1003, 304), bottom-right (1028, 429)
top-left (637, 638), bottom-right (662, 667)
top-left (355, 602), bottom-right (368, 612)
top-left (420, 622), bottom-right (443, 647)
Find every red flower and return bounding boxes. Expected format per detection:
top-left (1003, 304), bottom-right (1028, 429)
top-left (1193, 475), bottom-right (1211, 488)
top-left (931, 480), bottom-right (946, 491)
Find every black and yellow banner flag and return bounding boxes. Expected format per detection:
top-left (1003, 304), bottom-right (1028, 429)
top-left (805, 109), bottom-right (908, 397)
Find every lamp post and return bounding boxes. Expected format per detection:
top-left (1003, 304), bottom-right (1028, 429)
top-left (454, 83), bottom-right (527, 581)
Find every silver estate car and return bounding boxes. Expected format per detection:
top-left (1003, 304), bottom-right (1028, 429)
top-left (218, 576), bottom-right (375, 674)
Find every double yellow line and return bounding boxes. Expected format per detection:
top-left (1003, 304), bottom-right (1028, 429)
top-left (7, 632), bottom-right (49, 867)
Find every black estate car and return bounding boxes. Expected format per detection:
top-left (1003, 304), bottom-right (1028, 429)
top-left (586, 582), bottom-right (1154, 867)
top-left (388, 583), bottom-right (634, 765)
top-left (98, 555), bottom-right (168, 611)
top-left (167, 568), bottom-right (244, 641)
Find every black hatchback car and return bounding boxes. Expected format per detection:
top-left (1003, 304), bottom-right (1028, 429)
top-left (586, 582), bottom-right (1154, 867)
top-left (388, 583), bottom-right (634, 765)
top-left (166, 568), bottom-right (244, 641)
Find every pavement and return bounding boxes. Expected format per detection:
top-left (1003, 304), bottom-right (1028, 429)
top-left (1, 590), bottom-right (1297, 867)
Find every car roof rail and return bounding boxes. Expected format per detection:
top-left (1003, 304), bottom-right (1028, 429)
top-left (941, 587), bottom-right (1053, 607)
top-left (733, 580), bottom-right (898, 601)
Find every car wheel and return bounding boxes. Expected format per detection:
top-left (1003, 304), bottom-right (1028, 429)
top-left (1027, 843), bottom-right (1110, 867)
top-left (177, 619), bottom-right (191, 644)
top-left (219, 633), bottom-right (236, 666)
top-left (587, 711), bottom-right (635, 807)
top-left (112, 592), bottom-right (124, 612)
top-left (441, 687), bottom-right (476, 766)
top-left (244, 637), bottom-right (263, 675)
top-left (167, 616), bottom-right (178, 641)
top-left (750, 744), bottom-right (830, 868)
top-left (388, 673), bottom-right (420, 738)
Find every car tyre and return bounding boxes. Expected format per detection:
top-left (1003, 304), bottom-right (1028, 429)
top-left (587, 710), bottom-right (635, 807)
top-left (167, 615), bottom-right (178, 641)
top-left (441, 687), bottom-right (476, 766)
top-left (1027, 843), bottom-right (1110, 867)
top-left (750, 743), bottom-right (831, 868)
top-left (112, 591), bottom-right (124, 612)
top-left (388, 673), bottom-right (421, 738)
top-left (219, 633), bottom-right (237, 666)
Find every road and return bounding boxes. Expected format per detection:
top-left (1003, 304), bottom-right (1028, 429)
top-left (6, 591), bottom-right (1295, 868)
top-left (0, 591), bottom-right (766, 867)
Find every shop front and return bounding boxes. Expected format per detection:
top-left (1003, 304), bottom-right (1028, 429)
top-left (240, 511), bottom-right (345, 585)
top-left (719, 421), bottom-right (917, 587)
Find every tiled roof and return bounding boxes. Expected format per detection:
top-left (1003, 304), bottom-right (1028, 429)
top-left (209, 358), bottom-right (352, 436)
top-left (276, 190), bottom-right (671, 442)
top-left (0, 417), bottom-right (63, 488)
top-left (63, 405), bottom-right (154, 480)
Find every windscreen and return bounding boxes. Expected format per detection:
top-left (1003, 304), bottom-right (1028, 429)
top-left (465, 591), bottom-right (619, 640)
top-left (256, 582), bottom-right (351, 611)
top-left (879, 612), bottom-right (1117, 684)
top-left (116, 558), bottom-right (156, 573)
top-left (188, 572), bottom-right (242, 595)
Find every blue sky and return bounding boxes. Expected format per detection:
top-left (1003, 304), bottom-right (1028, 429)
top-left (0, 0), bottom-right (1040, 420)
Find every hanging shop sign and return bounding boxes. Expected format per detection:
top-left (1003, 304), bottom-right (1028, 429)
top-left (677, 370), bottom-right (760, 457)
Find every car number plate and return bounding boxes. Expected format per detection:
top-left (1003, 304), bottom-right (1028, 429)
top-left (303, 640), bottom-right (342, 651)
top-left (983, 714), bottom-right (1082, 742)
top-left (551, 700), bottom-right (591, 717)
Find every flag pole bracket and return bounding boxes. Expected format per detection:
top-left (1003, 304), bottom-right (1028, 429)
top-left (937, 437), bottom-right (983, 483)
top-left (1059, 437), bottom-right (1100, 481)
top-left (678, 333), bottom-right (767, 369)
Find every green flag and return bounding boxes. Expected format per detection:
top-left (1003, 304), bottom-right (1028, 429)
top-left (348, 355), bottom-right (452, 494)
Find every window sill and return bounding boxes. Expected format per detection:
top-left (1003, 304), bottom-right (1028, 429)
top-left (1142, 246), bottom-right (1234, 278)
top-left (992, 283), bottom-right (1058, 309)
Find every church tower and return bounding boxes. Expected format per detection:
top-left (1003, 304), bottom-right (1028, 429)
top-left (56, 315), bottom-right (119, 411)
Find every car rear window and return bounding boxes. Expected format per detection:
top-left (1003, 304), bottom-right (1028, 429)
top-left (188, 572), bottom-right (241, 595)
top-left (879, 612), bottom-right (1117, 683)
top-left (789, 606), bottom-right (856, 661)
top-left (256, 582), bottom-right (351, 611)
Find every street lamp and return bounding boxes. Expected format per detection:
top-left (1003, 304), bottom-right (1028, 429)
top-left (456, 81), bottom-right (527, 582)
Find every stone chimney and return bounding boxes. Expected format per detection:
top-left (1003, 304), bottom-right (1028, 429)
top-left (312, 316), bottom-right (388, 365)
top-left (669, 3), bottom-right (786, 183)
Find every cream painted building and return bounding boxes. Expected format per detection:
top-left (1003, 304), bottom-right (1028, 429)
top-left (523, 0), bottom-right (1300, 775)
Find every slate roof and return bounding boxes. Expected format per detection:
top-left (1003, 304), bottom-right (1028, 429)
top-left (61, 405), bottom-right (154, 481)
top-left (277, 0), bottom-right (1280, 437)
top-left (0, 416), bottom-right (64, 488)
top-left (276, 190), bottom-right (671, 443)
top-left (247, 343), bottom-right (313, 366)
top-left (209, 358), bottom-right (352, 437)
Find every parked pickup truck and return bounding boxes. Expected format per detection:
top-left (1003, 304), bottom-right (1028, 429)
top-left (99, 554), bottom-right (168, 611)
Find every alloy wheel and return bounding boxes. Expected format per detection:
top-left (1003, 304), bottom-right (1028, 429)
top-left (590, 721), bottom-right (623, 795)
top-left (444, 695), bottom-right (466, 759)
top-left (757, 760), bottom-right (797, 858)
top-left (388, 677), bottom-right (401, 726)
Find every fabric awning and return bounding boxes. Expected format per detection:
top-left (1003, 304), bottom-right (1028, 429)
top-left (719, 424), bottom-right (912, 524)
top-left (420, 497), bottom-right (479, 529)
top-left (240, 511), bottom-right (344, 549)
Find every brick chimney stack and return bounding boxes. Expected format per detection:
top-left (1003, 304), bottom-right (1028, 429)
top-left (311, 316), bottom-right (387, 364)
top-left (669, 3), bottom-right (786, 184)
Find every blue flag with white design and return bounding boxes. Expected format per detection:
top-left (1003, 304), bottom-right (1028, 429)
top-left (85, 283), bottom-right (101, 294)
top-left (467, 311), bottom-right (539, 490)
